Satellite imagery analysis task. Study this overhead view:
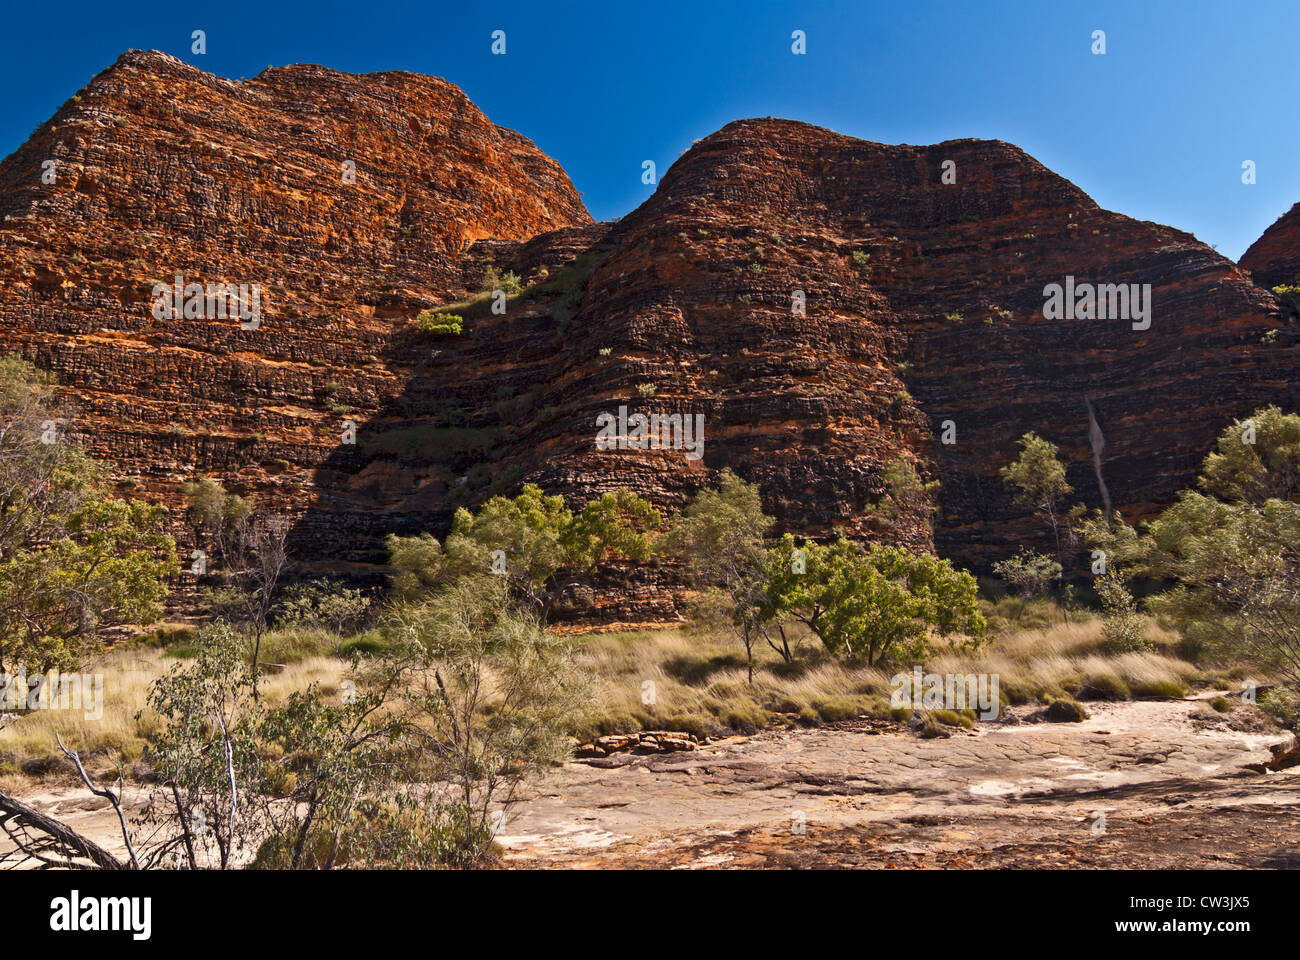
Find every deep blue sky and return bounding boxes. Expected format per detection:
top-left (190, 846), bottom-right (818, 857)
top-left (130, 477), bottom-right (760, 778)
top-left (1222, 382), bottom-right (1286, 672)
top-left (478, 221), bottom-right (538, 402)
top-left (0, 0), bottom-right (1293, 260)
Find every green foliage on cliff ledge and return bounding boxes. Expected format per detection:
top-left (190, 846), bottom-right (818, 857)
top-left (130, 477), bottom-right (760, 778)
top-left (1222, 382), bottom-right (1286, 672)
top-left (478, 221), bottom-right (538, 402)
top-left (415, 311), bottom-right (464, 336)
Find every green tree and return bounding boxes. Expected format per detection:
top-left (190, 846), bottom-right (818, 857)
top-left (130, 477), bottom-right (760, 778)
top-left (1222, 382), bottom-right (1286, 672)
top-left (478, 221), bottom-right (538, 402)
top-left (386, 532), bottom-right (450, 602)
top-left (142, 622), bottom-right (263, 870)
top-left (1000, 431), bottom-right (1073, 559)
top-left (273, 578), bottom-right (372, 633)
top-left (564, 489), bottom-right (661, 569)
top-left (387, 483), bottom-right (659, 617)
top-left (768, 538), bottom-right (985, 665)
top-left (250, 675), bottom-right (408, 870)
top-left (0, 357), bottom-right (176, 671)
top-left (1198, 405), bottom-right (1300, 504)
top-left (1095, 572), bottom-right (1147, 653)
top-left (1145, 491), bottom-right (1300, 675)
top-left (181, 474), bottom-right (250, 546)
top-left (662, 469), bottom-right (773, 682)
top-left (1116, 409), bottom-right (1300, 680)
top-left (386, 575), bottom-right (585, 864)
top-left (992, 549), bottom-right (1062, 601)
top-left (763, 535), bottom-right (856, 661)
top-left (186, 478), bottom-right (288, 699)
top-left (869, 457), bottom-right (939, 533)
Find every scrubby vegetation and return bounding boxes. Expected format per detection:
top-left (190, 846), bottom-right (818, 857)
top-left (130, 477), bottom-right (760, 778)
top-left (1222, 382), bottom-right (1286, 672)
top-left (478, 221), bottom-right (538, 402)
top-left (414, 311), bottom-right (464, 336)
top-left (0, 357), bottom-right (176, 673)
top-left (481, 266), bottom-right (523, 297)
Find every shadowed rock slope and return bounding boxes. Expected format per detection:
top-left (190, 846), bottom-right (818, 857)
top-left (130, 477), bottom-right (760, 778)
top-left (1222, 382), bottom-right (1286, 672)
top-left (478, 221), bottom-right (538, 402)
top-left (1242, 201), bottom-right (1300, 293)
top-left (507, 120), bottom-right (1295, 567)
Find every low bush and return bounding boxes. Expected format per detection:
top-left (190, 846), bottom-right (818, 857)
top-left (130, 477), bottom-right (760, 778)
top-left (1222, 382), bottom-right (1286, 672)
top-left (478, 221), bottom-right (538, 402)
top-left (415, 311), bottom-right (464, 336)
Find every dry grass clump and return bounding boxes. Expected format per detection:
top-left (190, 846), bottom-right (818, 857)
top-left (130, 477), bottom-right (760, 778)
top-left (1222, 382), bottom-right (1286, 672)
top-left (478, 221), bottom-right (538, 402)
top-left (0, 603), bottom-right (1219, 782)
top-left (0, 638), bottom-right (350, 785)
top-left (572, 610), bottom-right (1209, 739)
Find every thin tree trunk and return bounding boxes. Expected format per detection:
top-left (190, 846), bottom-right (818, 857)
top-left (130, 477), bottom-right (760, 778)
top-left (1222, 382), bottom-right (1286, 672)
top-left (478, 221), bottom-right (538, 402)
top-left (291, 796), bottom-right (319, 870)
top-left (170, 781), bottom-right (197, 870)
top-left (251, 622), bottom-right (264, 702)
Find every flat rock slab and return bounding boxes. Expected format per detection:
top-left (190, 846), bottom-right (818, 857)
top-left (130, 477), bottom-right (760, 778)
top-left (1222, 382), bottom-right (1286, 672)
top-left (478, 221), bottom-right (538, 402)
top-left (501, 698), bottom-right (1300, 868)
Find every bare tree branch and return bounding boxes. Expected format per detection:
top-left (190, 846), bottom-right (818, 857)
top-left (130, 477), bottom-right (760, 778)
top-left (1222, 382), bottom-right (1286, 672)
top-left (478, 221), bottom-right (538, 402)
top-left (55, 732), bottom-right (139, 869)
top-left (0, 787), bottom-right (126, 870)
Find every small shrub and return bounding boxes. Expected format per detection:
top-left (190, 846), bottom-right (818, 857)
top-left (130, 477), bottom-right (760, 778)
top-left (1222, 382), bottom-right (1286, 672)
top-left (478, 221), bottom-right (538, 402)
top-left (1096, 574), bottom-right (1148, 653)
top-left (719, 702), bottom-right (767, 734)
top-left (339, 633), bottom-right (390, 657)
top-left (1130, 678), bottom-right (1188, 699)
top-left (813, 696), bottom-right (867, 723)
top-left (918, 715), bottom-right (949, 738)
top-left (662, 713), bottom-right (720, 741)
top-left (415, 311), bottom-right (464, 336)
top-left (1044, 699), bottom-right (1089, 723)
top-left (993, 549), bottom-right (1062, 601)
top-left (1078, 674), bottom-right (1131, 701)
top-left (138, 623), bottom-right (198, 648)
top-left (274, 579), bottom-right (372, 634)
top-left (482, 266), bottom-right (523, 296)
top-left (1260, 686), bottom-right (1300, 731)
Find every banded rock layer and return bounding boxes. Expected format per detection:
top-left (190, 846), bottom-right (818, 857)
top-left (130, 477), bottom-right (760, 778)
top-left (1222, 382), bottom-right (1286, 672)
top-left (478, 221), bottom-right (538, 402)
top-left (2, 53), bottom-right (1297, 625)
top-left (1242, 201), bottom-right (1300, 292)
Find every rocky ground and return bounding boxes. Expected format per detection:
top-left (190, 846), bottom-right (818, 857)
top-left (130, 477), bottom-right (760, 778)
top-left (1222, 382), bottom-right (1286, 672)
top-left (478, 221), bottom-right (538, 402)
top-left (5, 695), bottom-right (1296, 869)
top-left (498, 696), bottom-right (1300, 868)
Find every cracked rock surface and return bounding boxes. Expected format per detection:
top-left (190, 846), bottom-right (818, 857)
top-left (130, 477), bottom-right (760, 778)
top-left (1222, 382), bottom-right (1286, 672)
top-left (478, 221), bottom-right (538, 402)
top-left (500, 698), bottom-right (1300, 868)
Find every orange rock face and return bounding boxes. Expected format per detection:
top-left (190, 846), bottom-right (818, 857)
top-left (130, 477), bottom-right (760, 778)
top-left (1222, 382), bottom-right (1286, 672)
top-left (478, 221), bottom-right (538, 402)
top-left (2, 55), bottom-right (1297, 625)
top-left (0, 50), bottom-right (589, 572)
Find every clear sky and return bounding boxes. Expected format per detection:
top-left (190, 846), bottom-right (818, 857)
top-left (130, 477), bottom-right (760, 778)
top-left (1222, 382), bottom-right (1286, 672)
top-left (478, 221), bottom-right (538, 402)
top-left (0, 0), bottom-right (1294, 260)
